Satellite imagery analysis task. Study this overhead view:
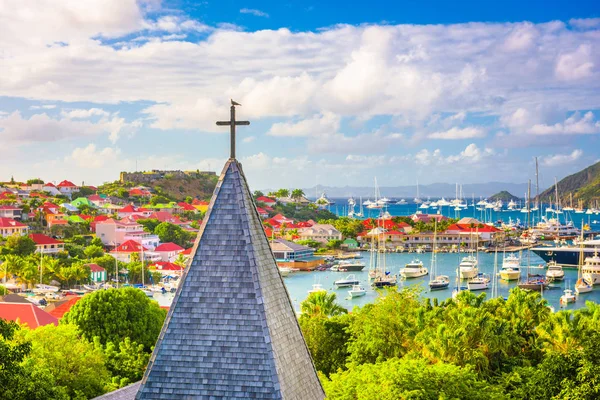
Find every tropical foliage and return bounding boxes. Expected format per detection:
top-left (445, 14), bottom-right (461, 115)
top-left (298, 287), bottom-right (600, 399)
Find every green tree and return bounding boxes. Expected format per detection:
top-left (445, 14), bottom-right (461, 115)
top-left (154, 222), bottom-right (193, 247)
top-left (185, 196), bottom-right (193, 204)
top-left (102, 337), bottom-right (150, 385)
top-left (17, 324), bottom-right (110, 399)
top-left (291, 189), bottom-right (305, 201)
top-left (90, 237), bottom-right (104, 247)
top-left (63, 287), bottom-right (166, 350)
top-left (137, 218), bottom-right (161, 233)
top-left (253, 190), bottom-right (264, 199)
top-left (2, 235), bottom-right (36, 256)
top-left (150, 195), bottom-right (170, 205)
top-left (323, 357), bottom-right (505, 400)
top-left (275, 188), bottom-right (290, 198)
top-left (300, 291), bottom-right (347, 318)
top-left (84, 244), bottom-right (105, 259)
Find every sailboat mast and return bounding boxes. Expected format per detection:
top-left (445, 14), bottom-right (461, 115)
top-left (527, 180), bottom-right (531, 277)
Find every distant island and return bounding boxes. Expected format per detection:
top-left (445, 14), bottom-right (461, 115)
top-left (488, 191), bottom-right (520, 202)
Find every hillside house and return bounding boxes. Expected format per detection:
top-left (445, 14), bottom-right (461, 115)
top-left (30, 234), bottom-right (65, 254)
top-left (0, 218), bottom-right (28, 236)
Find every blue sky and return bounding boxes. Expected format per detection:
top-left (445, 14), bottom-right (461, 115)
top-left (1, 0), bottom-right (599, 191)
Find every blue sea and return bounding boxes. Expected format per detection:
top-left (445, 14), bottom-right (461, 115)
top-left (151, 200), bottom-right (600, 312)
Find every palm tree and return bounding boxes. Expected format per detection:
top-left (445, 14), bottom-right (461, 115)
top-left (291, 189), bottom-right (305, 202)
top-left (1, 255), bottom-right (24, 283)
top-left (276, 188), bottom-right (290, 198)
top-left (173, 253), bottom-right (188, 268)
top-left (301, 292), bottom-right (347, 318)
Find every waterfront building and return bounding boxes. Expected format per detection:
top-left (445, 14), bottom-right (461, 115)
top-left (411, 213), bottom-right (449, 223)
top-left (298, 223), bottom-right (342, 243)
top-left (270, 239), bottom-right (322, 270)
top-left (87, 263), bottom-right (107, 282)
top-left (148, 261), bottom-right (184, 277)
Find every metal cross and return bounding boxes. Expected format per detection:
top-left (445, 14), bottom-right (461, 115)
top-left (216, 101), bottom-right (250, 159)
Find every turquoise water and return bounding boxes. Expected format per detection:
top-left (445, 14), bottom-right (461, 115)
top-left (152, 251), bottom-right (600, 312)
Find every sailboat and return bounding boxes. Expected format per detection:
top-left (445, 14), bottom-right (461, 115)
top-left (371, 212), bottom-right (397, 288)
top-left (575, 221), bottom-right (593, 295)
top-left (355, 196), bottom-right (364, 218)
top-left (413, 179), bottom-right (423, 204)
top-left (518, 180), bottom-right (549, 291)
top-left (429, 222), bottom-right (450, 291)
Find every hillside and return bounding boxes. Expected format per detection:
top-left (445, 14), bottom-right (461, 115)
top-left (488, 191), bottom-right (520, 202)
top-left (538, 161), bottom-right (600, 207)
top-left (100, 171), bottom-right (219, 202)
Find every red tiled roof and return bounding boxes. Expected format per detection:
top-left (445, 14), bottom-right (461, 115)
top-left (385, 230), bottom-right (405, 235)
top-left (446, 223), bottom-right (501, 233)
top-left (78, 214), bottom-right (93, 221)
top-left (256, 196), bottom-right (276, 204)
top-left (0, 218), bottom-right (26, 228)
top-left (57, 180), bottom-right (77, 188)
top-left (93, 215), bottom-right (110, 223)
top-left (150, 261), bottom-right (183, 271)
top-left (0, 205), bottom-right (21, 210)
top-left (87, 263), bottom-right (106, 272)
top-left (119, 204), bottom-right (138, 213)
top-left (177, 202), bottom-right (197, 211)
top-left (43, 182), bottom-right (56, 188)
top-left (295, 221), bottom-right (314, 228)
top-left (147, 211), bottom-right (183, 224)
top-left (0, 303), bottom-right (58, 328)
top-left (129, 188), bottom-right (151, 196)
top-left (29, 233), bottom-right (62, 245)
top-left (181, 247), bottom-right (193, 255)
top-left (47, 297), bottom-right (82, 319)
top-left (42, 202), bottom-right (60, 209)
top-left (155, 242), bottom-right (184, 252)
top-left (112, 240), bottom-right (148, 253)
top-left (88, 194), bottom-right (103, 201)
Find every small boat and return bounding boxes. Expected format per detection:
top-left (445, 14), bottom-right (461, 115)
top-left (348, 284), bottom-right (366, 298)
top-left (400, 259), bottom-right (428, 278)
top-left (308, 283), bottom-right (327, 294)
top-left (429, 275), bottom-right (450, 291)
top-left (575, 278), bottom-right (593, 294)
top-left (32, 284), bottom-right (60, 294)
top-left (278, 267), bottom-right (293, 277)
top-left (334, 274), bottom-right (360, 288)
top-left (560, 289), bottom-right (576, 304)
top-left (372, 274), bottom-right (397, 288)
top-left (517, 275), bottom-right (549, 291)
top-left (467, 273), bottom-right (491, 291)
top-left (140, 288), bottom-right (154, 297)
top-left (336, 261), bottom-right (366, 271)
top-left (545, 261), bottom-right (565, 281)
top-left (499, 266), bottom-right (521, 281)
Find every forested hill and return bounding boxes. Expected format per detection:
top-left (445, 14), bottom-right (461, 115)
top-left (488, 191), bottom-right (520, 202)
top-left (538, 161), bottom-right (600, 207)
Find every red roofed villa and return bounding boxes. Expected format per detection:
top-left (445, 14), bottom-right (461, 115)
top-left (29, 233), bottom-right (65, 254)
top-left (0, 303), bottom-right (58, 329)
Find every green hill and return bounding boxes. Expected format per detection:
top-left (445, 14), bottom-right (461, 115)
top-left (100, 171), bottom-right (219, 202)
top-left (538, 161), bottom-right (600, 207)
top-left (488, 191), bottom-right (520, 202)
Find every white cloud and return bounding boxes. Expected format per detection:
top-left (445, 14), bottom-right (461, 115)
top-left (503, 23), bottom-right (539, 52)
top-left (555, 44), bottom-right (595, 81)
top-left (66, 144), bottom-right (120, 168)
top-left (541, 149), bottom-right (583, 166)
top-left (30, 105), bottom-right (56, 110)
top-left (529, 111), bottom-right (600, 135)
top-left (428, 126), bottom-right (485, 140)
top-left (414, 143), bottom-right (493, 165)
top-left (240, 8), bottom-right (269, 18)
top-left (61, 108), bottom-right (110, 119)
top-left (268, 113), bottom-right (340, 137)
top-left (0, 111), bottom-right (140, 145)
top-left (569, 18), bottom-right (600, 30)
top-left (242, 136), bottom-right (256, 143)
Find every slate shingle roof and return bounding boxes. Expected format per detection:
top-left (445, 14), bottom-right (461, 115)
top-left (134, 160), bottom-right (324, 399)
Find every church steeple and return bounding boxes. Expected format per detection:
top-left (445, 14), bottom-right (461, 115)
top-left (130, 105), bottom-right (324, 399)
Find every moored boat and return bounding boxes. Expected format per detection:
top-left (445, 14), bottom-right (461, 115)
top-left (429, 275), bottom-right (450, 291)
top-left (560, 289), bottom-right (576, 304)
top-left (400, 259), bottom-right (428, 278)
top-left (334, 274), bottom-right (360, 288)
top-left (459, 255), bottom-right (478, 279)
top-left (308, 283), bottom-right (326, 294)
top-left (582, 250), bottom-right (600, 285)
top-left (348, 284), bottom-right (366, 298)
top-left (467, 273), bottom-right (491, 291)
top-left (545, 261), bottom-right (565, 281)
top-left (336, 260), bottom-right (366, 271)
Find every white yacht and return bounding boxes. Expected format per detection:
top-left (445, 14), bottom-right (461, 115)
top-left (32, 284), bottom-right (60, 294)
top-left (348, 284), bottom-right (366, 298)
top-left (334, 274), bottom-right (360, 288)
top-left (396, 199), bottom-right (407, 205)
top-left (582, 250), bottom-right (600, 285)
top-left (560, 289), bottom-right (576, 304)
top-left (459, 255), bottom-right (478, 279)
top-left (400, 259), bottom-right (428, 278)
top-left (545, 261), bottom-right (565, 281)
top-left (308, 283), bottom-right (326, 294)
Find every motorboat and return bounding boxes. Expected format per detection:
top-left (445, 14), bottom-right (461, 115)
top-left (32, 284), bottom-right (60, 294)
top-left (400, 259), bottom-right (428, 278)
top-left (545, 261), bottom-right (565, 281)
top-left (336, 261), bottom-right (366, 271)
top-left (428, 275), bottom-right (450, 291)
top-left (582, 250), bottom-right (600, 285)
top-left (467, 273), bottom-right (491, 291)
top-left (499, 253), bottom-right (521, 281)
top-left (348, 284), bottom-right (367, 298)
top-left (308, 283), bottom-right (327, 294)
top-left (560, 289), bottom-right (576, 304)
top-left (459, 256), bottom-right (478, 279)
top-left (334, 274), bottom-right (360, 288)
top-left (575, 278), bottom-right (593, 294)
